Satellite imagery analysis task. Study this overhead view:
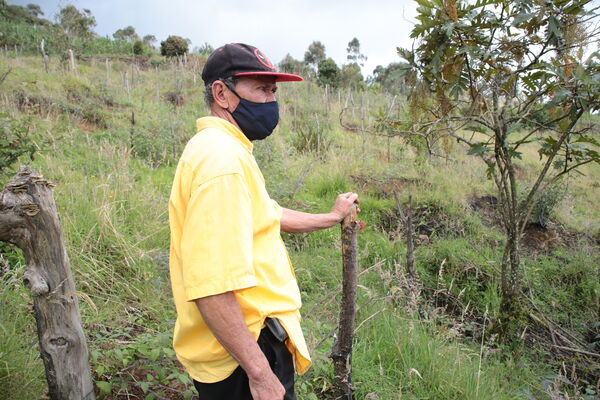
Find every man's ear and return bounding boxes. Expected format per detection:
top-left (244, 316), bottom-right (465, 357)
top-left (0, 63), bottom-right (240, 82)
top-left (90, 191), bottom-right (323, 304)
top-left (212, 81), bottom-right (231, 110)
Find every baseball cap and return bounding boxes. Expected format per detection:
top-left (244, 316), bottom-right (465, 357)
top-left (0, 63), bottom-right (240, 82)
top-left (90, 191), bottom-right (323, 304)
top-left (201, 43), bottom-right (303, 84)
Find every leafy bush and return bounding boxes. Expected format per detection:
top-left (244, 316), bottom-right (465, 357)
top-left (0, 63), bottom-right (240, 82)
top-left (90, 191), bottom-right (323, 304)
top-left (525, 184), bottom-right (567, 228)
top-left (80, 106), bottom-right (109, 129)
top-left (317, 58), bottom-right (340, 88)
top-left (160, 35), bottom-right (188, 57)
top-left (0, 113), bottom-right (36, 176)
top-left (132, 40), bottom-right (144, 55)
top-left (291, 117), bottom-right (331, 158)
top-left (416, 238), bottom-right (500, 315)
top-left (91, 328), bottom-right (195, 399)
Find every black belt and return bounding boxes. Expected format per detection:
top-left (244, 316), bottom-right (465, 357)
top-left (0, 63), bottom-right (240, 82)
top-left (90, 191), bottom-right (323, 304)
top-left (265, 317), bottom-right (288, 342)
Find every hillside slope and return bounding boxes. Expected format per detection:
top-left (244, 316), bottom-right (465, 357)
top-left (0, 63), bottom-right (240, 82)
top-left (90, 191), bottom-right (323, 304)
top-left (0, 56), bottom-right (598, 400)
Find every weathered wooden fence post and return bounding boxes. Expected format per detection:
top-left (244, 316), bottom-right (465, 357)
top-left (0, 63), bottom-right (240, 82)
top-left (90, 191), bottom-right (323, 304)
top-left (67, 49), bottom-right (77, 75)
top-left (0, 166), bottom-right (95, 400)
top-left (39, 39), bottom-right (49, 73)
top-left (105, 58), bottom-right (110, 85)
top-left (331, 205), bottom-right (362, 400)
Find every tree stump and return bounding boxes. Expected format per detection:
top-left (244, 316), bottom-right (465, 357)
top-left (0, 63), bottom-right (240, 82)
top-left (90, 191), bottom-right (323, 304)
top-left (331, 205), bottom-right (362, 400)
top-left (0, 166), bottom-right (95, 400)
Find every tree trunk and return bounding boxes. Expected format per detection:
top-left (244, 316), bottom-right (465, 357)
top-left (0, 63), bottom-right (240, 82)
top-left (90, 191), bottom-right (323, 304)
top-left (405, 194), bottom-right (416, 281)
top-left (393, 192), bottom-right (417, 280)
top-left (497, 216), bottom-right (527, 346)
top-left (331, 205), bottom-right (360, 400)
top-left (500, 230), bottom-right (521, 302)
top-left (0, 166), bottom-right (95, 400)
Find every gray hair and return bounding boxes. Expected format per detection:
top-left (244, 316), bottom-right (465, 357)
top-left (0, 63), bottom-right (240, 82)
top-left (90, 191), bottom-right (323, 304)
top-left (204, 76), bottom-right (238, 108)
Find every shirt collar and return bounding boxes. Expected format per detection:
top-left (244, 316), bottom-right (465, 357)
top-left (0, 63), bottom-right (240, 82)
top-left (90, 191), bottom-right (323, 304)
top-left (196, 116), bottom-right (253, 152)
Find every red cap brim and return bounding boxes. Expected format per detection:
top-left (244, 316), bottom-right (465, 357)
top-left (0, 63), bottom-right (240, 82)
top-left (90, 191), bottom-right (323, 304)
top-left (233, 71), bottom-right (303, 82)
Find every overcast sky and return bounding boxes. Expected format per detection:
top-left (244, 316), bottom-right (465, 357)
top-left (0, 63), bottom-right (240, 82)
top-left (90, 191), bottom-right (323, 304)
top-left (9, 0), bottom-right (419, 77)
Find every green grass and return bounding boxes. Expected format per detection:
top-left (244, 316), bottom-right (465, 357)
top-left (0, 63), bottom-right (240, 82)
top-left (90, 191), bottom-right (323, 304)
top-left (0, 274), bottom-right (44, 400)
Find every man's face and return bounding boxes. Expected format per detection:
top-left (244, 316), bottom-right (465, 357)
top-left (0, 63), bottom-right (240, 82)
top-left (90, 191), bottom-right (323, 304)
top-left (228, 75), bottom-right (277, 108)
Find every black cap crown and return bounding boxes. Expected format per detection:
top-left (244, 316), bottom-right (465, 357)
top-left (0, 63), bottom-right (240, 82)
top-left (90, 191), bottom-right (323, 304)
top-left (201, 43), bottom-right (302, 84)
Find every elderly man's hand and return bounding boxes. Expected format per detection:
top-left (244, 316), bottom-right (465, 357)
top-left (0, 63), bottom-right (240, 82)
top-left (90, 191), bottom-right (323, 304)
top-left (330, 192), bottom-right (360, 223)
top-left (248, 367), bottom-right (285, 400)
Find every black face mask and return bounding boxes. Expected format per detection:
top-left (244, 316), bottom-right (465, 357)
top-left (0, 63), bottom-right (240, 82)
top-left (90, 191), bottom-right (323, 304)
top-left (227, 87), bottom-right (279, 141)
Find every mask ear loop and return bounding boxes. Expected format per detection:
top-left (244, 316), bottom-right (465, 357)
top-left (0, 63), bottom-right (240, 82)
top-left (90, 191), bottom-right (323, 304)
top-left (219, 77), bottom-right (242, 114)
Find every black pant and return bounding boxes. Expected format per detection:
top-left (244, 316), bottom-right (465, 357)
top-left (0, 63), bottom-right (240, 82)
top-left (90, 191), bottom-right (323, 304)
top-left (193, 327), bottom-right (295, 399)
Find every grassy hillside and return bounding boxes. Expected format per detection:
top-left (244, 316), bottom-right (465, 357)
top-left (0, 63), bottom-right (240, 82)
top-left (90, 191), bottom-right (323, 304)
top-left (0, 55), bottom-right (598, 400)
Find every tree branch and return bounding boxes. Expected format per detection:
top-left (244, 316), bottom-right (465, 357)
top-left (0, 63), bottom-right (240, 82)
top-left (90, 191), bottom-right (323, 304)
top-left (519, 108), bottom-right (584, 231)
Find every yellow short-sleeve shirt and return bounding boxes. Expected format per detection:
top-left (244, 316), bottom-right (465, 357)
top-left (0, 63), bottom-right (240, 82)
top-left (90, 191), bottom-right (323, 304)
top-left (168, 116), bottom-right (311, 383)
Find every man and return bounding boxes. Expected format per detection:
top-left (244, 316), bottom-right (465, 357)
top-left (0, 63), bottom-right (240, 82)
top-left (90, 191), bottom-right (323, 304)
top-left (168, 43), bottom-right (358, 400)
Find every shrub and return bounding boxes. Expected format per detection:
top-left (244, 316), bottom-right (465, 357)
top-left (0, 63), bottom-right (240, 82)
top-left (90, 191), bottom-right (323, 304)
top-left (160, 35), bottom-right (188, 57)
top-left (132, 40), bottom-right (144, 55)
top-left (317, 58), bottom-right (340, 88)
top-left (290, 118), bottom-right (331, 158)
top-left (527, 184), bottom-right (567, 228)
top-left (0, 113), bottom-right (36, 176)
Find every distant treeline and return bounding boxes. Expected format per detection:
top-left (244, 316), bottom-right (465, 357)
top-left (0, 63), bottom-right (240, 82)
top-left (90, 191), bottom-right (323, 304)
top-left (0, 1), bottom-right (141, 57)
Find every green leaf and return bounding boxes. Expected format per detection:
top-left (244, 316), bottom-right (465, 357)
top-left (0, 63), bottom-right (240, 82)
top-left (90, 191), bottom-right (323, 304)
top-left (444, 22), bottom-right (455, 37)
top-left (139, 381), bottom-right (151, 393)
top-left (414, 0), bottom-right (434, 7)
top-left (547, 16), bottom-right (561, 40)
top-left (467, 143), bottom-right (491, 156)
top-left (508, 147), bottom-right (523, 160)
top-left (178, 373), bottom-right (192, 384)
top-left (574, 136), bottom-right (600, 147)
top-left (149, 348), bottom-right (161, 362)
top-left (538, 136), bottom-right (558, 159)
top-left (553, 160), bottom-right (565, 170)
top-left (466, 125), bottom-right (489, 134)
top-left (397, 48), bottom-right (415, 64)
top-left (512, 12), bottom-right (535, 26)
top-left (96, 381), bottom-right (112, 396)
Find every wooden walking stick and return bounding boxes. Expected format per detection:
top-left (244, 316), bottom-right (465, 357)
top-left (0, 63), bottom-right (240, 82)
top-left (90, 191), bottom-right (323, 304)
top-left (331, 205), bottom-right (364, 400)
top-left (0, 166), bottom-right (95, 400)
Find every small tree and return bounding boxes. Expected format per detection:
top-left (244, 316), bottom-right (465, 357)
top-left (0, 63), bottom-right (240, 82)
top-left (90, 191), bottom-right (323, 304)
top-left (346, 37), bottom-right (367, 67)
top-left (340, 63), bottom-right (364, 89)
top-left (26, 3), bottom-right (43, 18)
top-left (370, 62), bottom-right (414, 93)
top-left (195, 42), bottom-right (214, 56)
top-left (142, 34), bottom-right (157, 48)
top-left (132, 40), bottom-right (144, 55)
top-left (113, 25), bottom-right (139, 41)
top-left (1, 1), bottom-right (49, 24)
top-left (56, 5), bottom-right (96, 40)
top-left (160, 35), bottom-right (188, 57)
top-left (317, 57), bottom-right (341, 88)
top-left (279, 53), bottom-right (304, 74)
top-left (398, 0), bottom-right (600, 344)
top-left (304, 40), bottom-right (327, 70)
